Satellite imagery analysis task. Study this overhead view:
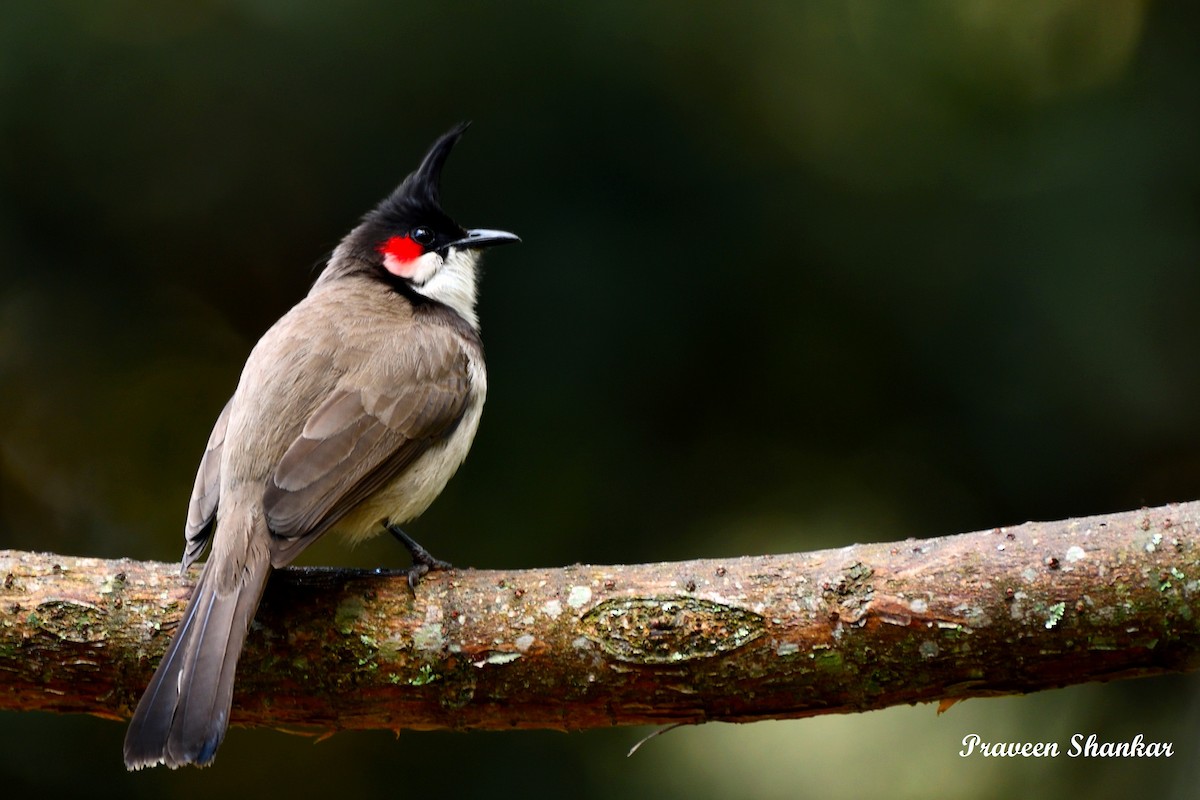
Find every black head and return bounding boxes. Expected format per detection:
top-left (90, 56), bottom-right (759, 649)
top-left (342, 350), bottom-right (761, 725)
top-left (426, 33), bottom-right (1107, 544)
top-left (337, 123), bottom-right (518, 278)
top-left (322, 124), bottom-right (519, 327)
top-left (367, 121), bottom-right (471, 255)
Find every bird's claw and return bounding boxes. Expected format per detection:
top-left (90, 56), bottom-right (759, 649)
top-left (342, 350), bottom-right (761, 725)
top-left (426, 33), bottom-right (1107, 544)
top-left (387, 524), bottom-right (452, 593)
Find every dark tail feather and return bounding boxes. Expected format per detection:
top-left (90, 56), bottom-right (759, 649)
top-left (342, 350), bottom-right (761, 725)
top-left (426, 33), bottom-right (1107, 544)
top-left (123, 546), bottom-right (271, 770)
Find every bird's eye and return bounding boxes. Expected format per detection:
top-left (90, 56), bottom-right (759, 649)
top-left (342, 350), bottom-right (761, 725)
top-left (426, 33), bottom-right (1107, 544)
top-left (410, 227), bottom-right (435, 246)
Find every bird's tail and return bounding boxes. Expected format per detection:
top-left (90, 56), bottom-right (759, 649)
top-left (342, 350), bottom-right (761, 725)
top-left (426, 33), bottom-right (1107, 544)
top-left (123, 530), bottom-right (271, 770)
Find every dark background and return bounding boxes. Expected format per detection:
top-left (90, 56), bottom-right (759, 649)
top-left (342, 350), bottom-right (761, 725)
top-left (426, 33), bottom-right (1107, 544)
top-left (2, 2), bottom-right (1199, 798)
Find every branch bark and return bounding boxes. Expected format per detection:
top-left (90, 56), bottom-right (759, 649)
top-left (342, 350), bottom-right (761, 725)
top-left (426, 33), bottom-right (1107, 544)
top-left (3, 502), bottom-right (1200, 734)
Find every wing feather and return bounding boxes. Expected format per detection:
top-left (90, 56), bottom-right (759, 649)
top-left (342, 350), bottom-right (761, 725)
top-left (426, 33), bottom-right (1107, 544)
top-left (182, 398), bottom-right (233, 570)
top-left (262, 345), bottom-right (471, 554)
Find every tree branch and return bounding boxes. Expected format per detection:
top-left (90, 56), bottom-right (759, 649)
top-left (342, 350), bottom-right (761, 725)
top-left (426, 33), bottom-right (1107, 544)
top-left (3, 502), bottom-right (1199, 733)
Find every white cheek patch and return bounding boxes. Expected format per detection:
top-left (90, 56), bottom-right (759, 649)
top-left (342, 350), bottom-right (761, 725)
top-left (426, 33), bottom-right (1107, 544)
top-left (412, 248), bottom-right (481, 329)
top-left (384, 251), bottom-right (442, 284)
top-left (382, 252), bottom-right (417, 278)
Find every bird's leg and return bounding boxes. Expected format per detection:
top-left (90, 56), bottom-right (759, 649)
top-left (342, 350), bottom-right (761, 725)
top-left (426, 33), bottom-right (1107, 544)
top-left (386, 524), bottom-right (453, 591)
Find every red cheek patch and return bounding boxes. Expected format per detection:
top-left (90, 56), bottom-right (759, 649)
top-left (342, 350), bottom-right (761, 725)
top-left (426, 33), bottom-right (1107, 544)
top-left (379, 235), bottom-right (423, 278)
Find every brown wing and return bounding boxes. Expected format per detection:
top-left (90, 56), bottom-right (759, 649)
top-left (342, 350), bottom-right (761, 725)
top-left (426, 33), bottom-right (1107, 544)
top-left (182, 398), bottom-right (233, 570)
top-left (262, 349), bottom-right (471, 563)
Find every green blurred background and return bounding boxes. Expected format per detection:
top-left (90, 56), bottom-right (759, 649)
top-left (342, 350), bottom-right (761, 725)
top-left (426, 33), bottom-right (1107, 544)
top-left (2, 1), bottom-right (1199, 797)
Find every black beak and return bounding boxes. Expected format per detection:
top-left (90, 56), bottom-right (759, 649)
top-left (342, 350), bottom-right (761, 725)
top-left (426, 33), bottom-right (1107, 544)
top-left (442, 228), bottom-right (521, 252)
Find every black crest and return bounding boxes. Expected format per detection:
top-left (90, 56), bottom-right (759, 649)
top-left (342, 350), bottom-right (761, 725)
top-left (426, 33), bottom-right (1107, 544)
top-left (367, 122), bottom-right (471, 231)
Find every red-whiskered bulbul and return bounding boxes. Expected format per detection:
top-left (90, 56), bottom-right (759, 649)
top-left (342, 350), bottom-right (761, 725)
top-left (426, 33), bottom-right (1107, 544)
top-left (123, 123), bottom-right (518, 770)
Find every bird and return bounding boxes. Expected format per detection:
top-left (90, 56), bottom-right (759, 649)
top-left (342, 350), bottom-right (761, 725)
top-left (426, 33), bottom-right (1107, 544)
top-left (123, 123), bottom-right (519, 770)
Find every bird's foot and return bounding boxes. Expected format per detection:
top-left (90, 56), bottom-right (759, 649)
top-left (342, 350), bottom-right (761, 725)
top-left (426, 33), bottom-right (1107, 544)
top-left (387, 524), bottom-right (453, 592)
